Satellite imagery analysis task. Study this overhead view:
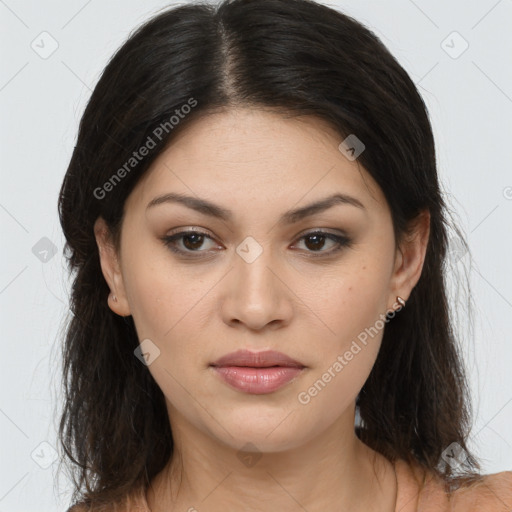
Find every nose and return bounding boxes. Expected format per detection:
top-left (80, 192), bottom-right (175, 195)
top-left (220, 246), bottom-right (294, 332)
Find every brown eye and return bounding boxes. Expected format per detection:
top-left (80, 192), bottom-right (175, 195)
top-left (293, 231), bottom-right (352, 256)
top-left (181, 232), bottom-right (206, 250)
top-left (162, 230), bottom-right (218, 255)
top-left (303, 233), bottom-right (329, 251)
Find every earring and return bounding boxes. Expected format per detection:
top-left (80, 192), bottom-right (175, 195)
top-left (110, 293), bottom-right (118, 303)
top-left (396, 296), bottom-right (406, 308)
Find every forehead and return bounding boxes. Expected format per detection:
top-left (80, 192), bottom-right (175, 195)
top-left (124, 108), bottom-right (387, 217)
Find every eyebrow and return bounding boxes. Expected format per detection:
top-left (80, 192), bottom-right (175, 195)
top-left (146, 192), bottom-right (366, 224)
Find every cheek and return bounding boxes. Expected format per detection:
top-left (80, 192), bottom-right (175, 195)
top-left (123, 253), bottom-right (211, 414)
top-left (314, 259), bottom-right (391, 345)
top-left (296, 274), bottom-right (387, 418)
top-left (302, 257), bottom-right (391, 394)
top-left (122, 240), bottom-right (204, 340)
top-left (122, 250), bottom-right (218, 411)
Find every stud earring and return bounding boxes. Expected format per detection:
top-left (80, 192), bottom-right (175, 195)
top-left (110, 293), bottom-right (118, 303)
top-left (396, 296), bottom-right (406, 308)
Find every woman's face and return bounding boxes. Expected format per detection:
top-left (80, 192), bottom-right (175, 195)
top-left (95, 108), bottom-right (427, 453)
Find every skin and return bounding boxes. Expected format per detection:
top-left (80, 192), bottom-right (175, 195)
top-left (94, 107), bottom-right (430, 512)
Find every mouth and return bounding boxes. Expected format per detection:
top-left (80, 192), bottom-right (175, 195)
top-left (210, 349), bottom-right (305, 369)
top-left (210, 349), bottom-right (306, 394)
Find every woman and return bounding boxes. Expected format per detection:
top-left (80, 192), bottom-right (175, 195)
top-left (59, 0), bottom-right (512, 510)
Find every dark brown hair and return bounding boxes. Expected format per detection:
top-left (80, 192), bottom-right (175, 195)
top-left (57, 0), bottom-right (482, 509)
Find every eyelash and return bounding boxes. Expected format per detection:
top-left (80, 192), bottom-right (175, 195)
top-left (161, 229), bottom-right (352, 258)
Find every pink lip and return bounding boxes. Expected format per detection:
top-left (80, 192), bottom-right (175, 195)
top-left (210, 349), bottom-right (306, 394)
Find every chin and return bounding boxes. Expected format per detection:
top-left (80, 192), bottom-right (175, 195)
top-left (203, 408), bottom-right (316, 454)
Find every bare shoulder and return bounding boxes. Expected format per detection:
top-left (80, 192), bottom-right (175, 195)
top-left (450, 470), bottom-right (512, 511)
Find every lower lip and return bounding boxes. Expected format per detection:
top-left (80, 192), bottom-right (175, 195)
top-left (211, 366), bottom-right (304, 394)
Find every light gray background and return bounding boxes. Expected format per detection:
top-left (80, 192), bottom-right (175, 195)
top-left (1, 0), bottom-right (511, 510)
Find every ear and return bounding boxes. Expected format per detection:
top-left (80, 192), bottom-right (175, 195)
top-left (93, 216), bottom-right (131, 317)
top-left (387, 209), bottom-right (430, 310)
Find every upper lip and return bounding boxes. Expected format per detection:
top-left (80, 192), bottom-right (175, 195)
top-left (210, 349), bottom-right (305, 368)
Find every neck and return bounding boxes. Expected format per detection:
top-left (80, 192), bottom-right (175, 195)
top-left (146, 403), bottom-right (397, 512)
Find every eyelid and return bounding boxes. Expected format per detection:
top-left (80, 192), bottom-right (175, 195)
top-left (164, 226), bottom-right (348, 239)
